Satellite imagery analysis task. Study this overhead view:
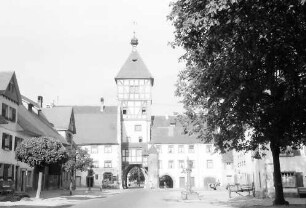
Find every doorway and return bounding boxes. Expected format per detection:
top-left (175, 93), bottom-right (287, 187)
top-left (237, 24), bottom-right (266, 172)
top-left (159, 175), bottom-right (173, 188)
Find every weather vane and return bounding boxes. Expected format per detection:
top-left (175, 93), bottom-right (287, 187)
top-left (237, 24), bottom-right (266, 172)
top-left (132, 21), bottom-right (137, 37)
top-left (131, 21), bottom-right (138, 49)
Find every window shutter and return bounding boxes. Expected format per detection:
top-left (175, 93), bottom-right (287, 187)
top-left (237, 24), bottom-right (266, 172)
top-left (1, 133), bottom-right (5, 149)
top-left (9, 135), bottom-right (12, 150)
top-left (14, 137), bottom-right (17, 151)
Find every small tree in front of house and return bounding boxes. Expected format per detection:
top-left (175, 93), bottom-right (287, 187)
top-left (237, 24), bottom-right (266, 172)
top-left (16, 136), bottom-right (68, 198)
top-left (62, 147), bottom-right (93, 195)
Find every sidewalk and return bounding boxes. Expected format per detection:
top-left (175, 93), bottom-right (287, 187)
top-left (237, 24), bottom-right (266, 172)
top-left (0, 187), bottom-right (123, 207)
top-left (193, 190), bottom-right (306, 208)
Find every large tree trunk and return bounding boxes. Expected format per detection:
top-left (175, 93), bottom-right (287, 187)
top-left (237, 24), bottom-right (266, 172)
top-left (270, 142), bottom-right (289, 205)
top-left (36, 171), bottom-right (43, 199)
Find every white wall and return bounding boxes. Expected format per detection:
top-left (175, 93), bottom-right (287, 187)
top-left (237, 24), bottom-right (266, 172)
top-left (122, 120), bottom-right (150, 143)
top-left (157, 143), bottom-right (224, 189)
top-left (77, 144), bottom-right (121, 187)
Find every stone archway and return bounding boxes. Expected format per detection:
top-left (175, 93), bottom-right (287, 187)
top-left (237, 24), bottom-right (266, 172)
top-left (159, 175), bottom-right (174, 188)
top-left (122, 165), bottom-right (148, 189)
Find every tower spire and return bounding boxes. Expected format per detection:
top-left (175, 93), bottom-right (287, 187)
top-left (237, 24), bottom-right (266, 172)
top-left (131, 21), bottom-right (138, 50)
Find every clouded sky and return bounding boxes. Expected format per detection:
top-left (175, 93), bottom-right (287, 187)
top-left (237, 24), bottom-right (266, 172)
top-left (0, 0), bottom-right (184, 115)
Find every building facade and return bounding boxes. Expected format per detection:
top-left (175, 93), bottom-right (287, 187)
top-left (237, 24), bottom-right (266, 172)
top-left (236, 146), bottom-right (306, 198)
top-left (73, 105), bottom-right (122, 188)
top-left (0, 72), bottom-right (33, 193)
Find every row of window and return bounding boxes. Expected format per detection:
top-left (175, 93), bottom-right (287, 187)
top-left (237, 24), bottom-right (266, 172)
top-left (122, 149), bottom-right (143, 163)
top-left (125, 136), bottom-right (143, 143)
top-left (85, 145), bottom-right (112, 154)
top-left (1, 103), bottom-right (16, 122)
top-left (158, 160), bottom-right (214, 169)
top-left (117, 79), bottom-right (150, 86)
top-left (0, 163), bottom-right (32, 187)
top-left (122, 108), bottom-right (146, 116)
top-left (118, 93), bottom-right (150, 100)
top-left (92, 160), bottom-right (112, 168)
top-left (1, 133), bottom-right (23, 151)
top-left (155, 144), bottom-right (213, 154)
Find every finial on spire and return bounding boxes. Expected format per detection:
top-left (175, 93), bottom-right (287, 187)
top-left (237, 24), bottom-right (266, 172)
top-left (131, 21), bottom-right (138, 49)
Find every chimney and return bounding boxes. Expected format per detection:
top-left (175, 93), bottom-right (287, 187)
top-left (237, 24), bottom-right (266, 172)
top-left (37, 96), bottom-right (43, 108)
top-left (100, 97), bottom-right (105, 112)
top-left (28, 104), bottom-right (33, 112)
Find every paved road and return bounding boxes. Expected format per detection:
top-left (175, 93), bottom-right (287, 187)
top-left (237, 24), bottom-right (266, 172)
top-left (71, 188), bottom-right (228, 208)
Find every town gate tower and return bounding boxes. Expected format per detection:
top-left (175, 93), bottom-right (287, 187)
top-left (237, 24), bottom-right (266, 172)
top-left (115, 35), bottom-right (157, 188)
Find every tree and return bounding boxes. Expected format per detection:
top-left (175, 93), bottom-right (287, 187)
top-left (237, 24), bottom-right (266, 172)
top-left (16, 137), bottom-right (68, 198)
top-left (169, 0), bottom-right (306, 205)
top-left (62, 147), bottom-right (93, 194)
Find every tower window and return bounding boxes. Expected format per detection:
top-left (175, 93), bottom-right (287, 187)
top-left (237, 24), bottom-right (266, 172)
top-left (129, 86), bottom-right (139, 93)
top-left (142, 108), bottom-right (146, 115)
top-left (139, 136), bottom-right (143, 143)
top-left (122, 108), bottom-right (127, 115)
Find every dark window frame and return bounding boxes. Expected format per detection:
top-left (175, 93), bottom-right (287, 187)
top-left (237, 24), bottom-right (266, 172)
top-left (2, 133), bottom-right (13, 151)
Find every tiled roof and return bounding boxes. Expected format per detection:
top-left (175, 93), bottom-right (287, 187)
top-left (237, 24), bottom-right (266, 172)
top-left (73, 106), bottom-right (118, 145)
top-left (151, 116), bottom-right (201, 144)
top-left (0, 115), bottom-right (8, 124)
top-left (42, 107), bottom-right (75, 133)
top-left (115, 50), bottom-right (154, 84)
top-left (0, 71), bottom-right (22, 104)
top-left (17, 105), bottom-right (67, 144)
top-left (0, 71), bottom-right (13, 92)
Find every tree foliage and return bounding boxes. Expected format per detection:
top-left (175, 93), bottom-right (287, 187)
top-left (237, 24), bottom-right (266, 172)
top-left (62, 147), bottom-right (93, 173)
top-left (128, 167), bottom-right (145, 182)
top-left (16, 136), bottom-right (68, 170)
top-left (169, 0), bottom-right (306, 205)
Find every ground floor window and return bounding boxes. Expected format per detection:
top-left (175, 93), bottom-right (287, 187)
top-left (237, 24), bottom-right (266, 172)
top-left (0, 163), bottom-right (14, 181)
top-left (282, 172), bottom-right (296, 188)
top-left (103, 172), bottom-right (113, 182)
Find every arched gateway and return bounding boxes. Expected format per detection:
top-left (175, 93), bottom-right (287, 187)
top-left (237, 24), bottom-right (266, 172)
top-left (159, 175), bottom-right (174, 188)
top-left (122, 165), bottom-right (148, 188)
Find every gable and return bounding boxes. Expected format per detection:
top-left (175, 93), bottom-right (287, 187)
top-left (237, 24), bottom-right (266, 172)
top-left (0, 72), bottom-right (22, 104)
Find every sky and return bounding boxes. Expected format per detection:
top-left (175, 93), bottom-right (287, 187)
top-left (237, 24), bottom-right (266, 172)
top-left (0, 0), bottom-right (185, 115)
